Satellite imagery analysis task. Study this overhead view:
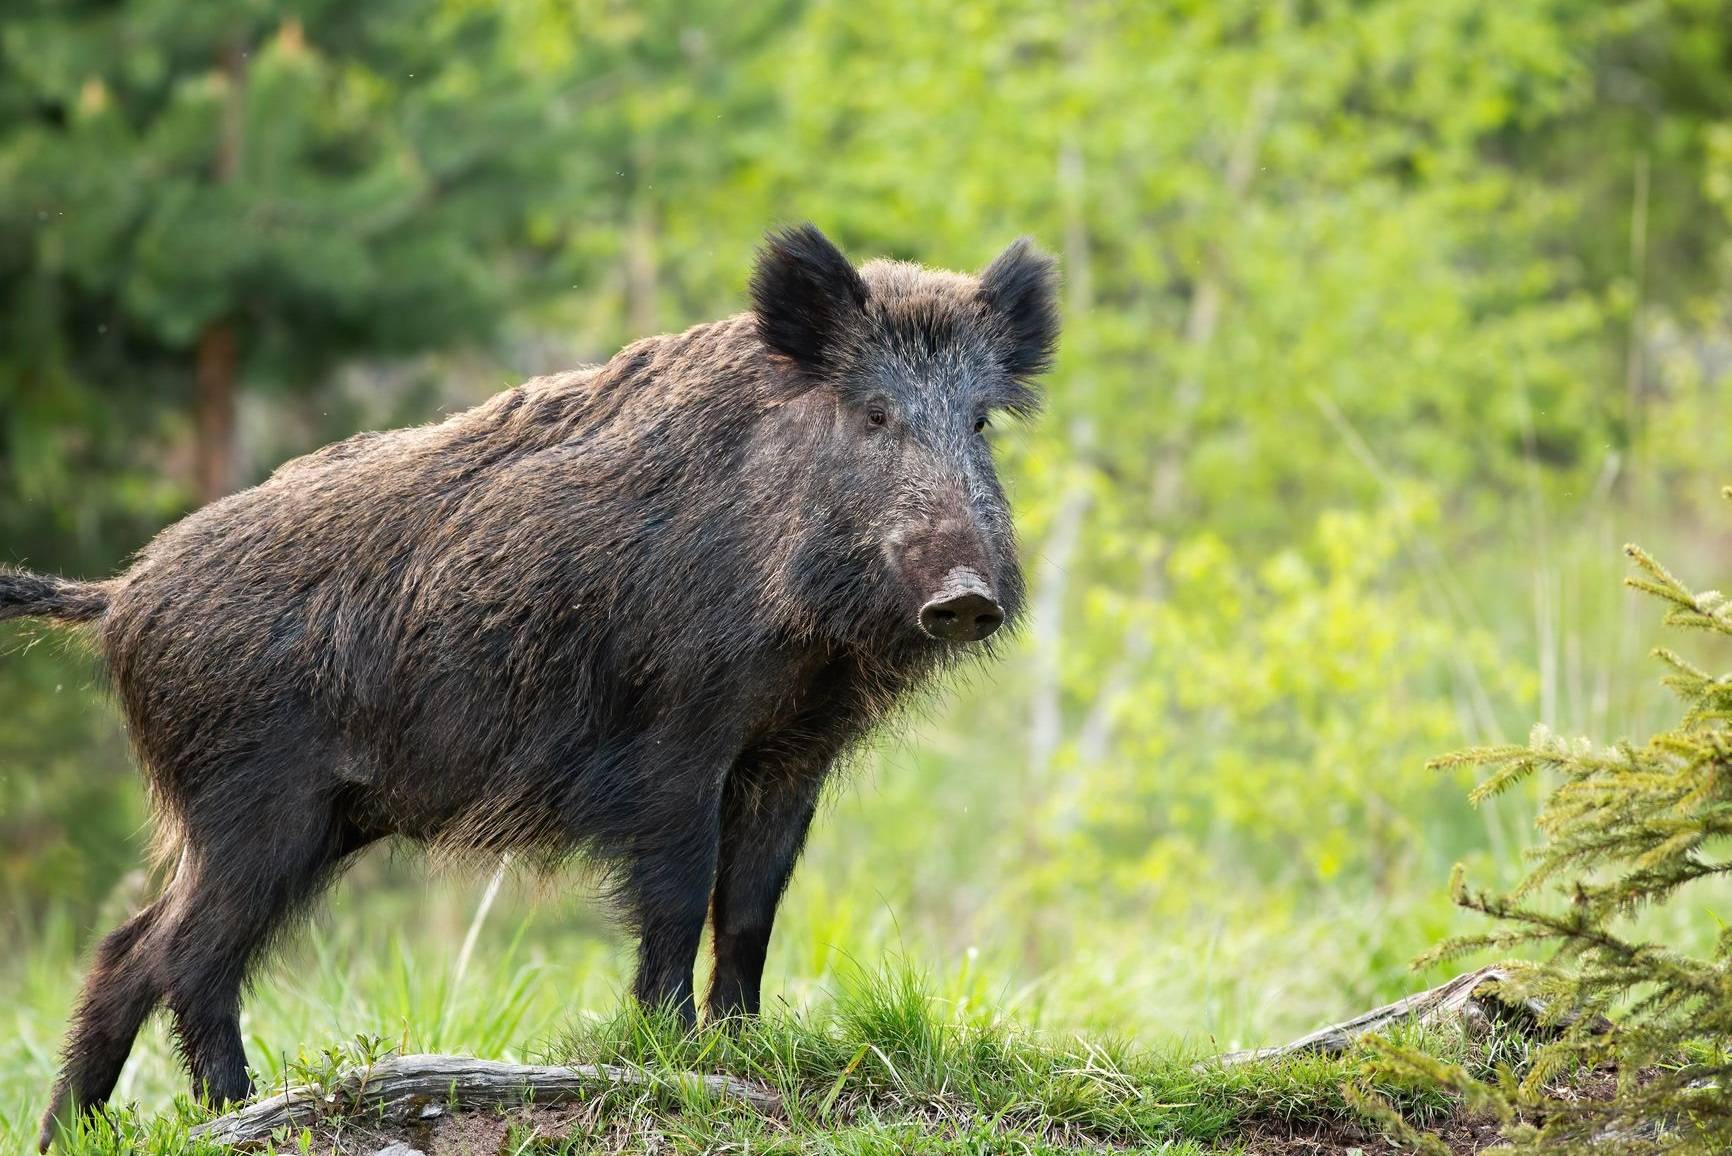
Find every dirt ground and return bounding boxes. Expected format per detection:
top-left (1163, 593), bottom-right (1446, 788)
top-left (294, 1100), bottom-right (1519, 1155)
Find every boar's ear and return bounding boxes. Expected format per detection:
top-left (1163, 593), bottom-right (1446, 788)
top-left (751, 224), bottom-right (869, 377)
top-left (978, 237), bottom-right (1060, 381)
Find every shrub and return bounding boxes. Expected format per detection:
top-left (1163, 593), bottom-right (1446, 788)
top-left (1386, 489), bottom-right (1732, 1152)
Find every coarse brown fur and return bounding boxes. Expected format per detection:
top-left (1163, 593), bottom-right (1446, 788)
top-left (6, 225), bottom-right (1058, 1150)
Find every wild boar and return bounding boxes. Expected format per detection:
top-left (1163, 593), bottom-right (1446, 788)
top-left (2, 225), bottom-right (1057, 1148)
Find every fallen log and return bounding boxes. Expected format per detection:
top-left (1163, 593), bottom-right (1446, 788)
top-left (1209, 964), bottom-right (1593, 1066)
top-left (190, 1054), bottom-right (781, 1147)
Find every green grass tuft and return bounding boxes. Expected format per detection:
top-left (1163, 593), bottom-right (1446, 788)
top-left (536, 960), bottom-right (1484, 1154)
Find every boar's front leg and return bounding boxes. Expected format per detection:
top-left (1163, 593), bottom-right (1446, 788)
top-left (706, 765), bottom-right (825, 1022)
top-left (611, 734), bottom-right (732, 1026)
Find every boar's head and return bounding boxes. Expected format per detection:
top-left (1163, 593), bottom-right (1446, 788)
top-left (751, 225), bottom-right (1059, 647)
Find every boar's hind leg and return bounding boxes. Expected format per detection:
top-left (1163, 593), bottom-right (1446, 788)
top-left (153, 797), bottom-right (373, 1107)
top-left (707, 771), bottom-right (823, 1022)
top-left (37, 797), bottom-right (366, 1151)
top-left (38, 899), bottom-right (170, 1152)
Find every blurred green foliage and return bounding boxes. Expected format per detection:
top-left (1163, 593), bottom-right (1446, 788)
top-left (2, 0), bottom-right (1731, 1070)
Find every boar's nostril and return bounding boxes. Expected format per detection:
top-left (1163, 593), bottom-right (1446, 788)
top-left (918, 570), bottom-right (1004, 643)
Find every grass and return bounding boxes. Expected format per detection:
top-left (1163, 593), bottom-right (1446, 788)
top-left (24, 959), bottom-right (1513, 1155)
top-left (544, 965), bottom-right (1482, 1153)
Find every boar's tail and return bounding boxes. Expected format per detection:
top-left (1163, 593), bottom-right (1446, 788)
top-left (0, 567), bottom-right (111, 624)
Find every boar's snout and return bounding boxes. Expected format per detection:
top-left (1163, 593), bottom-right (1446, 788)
top-left (893, 514), bottom-right (1006, 644)
top-left (918, 567), bottom-right (1003, 643)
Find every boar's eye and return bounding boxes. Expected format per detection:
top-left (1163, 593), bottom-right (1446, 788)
top-left (973, 414), bottom-right (989, 434)
top-left (866, 406), bottom-right (888, 428)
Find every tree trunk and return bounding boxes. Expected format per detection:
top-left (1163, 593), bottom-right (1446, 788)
top-left (1071, 74), bottom-right (1280, 760)
top-left (625, 184), bottom-right (658, 338)
top-left (193, 39), bottom-right (246, 505)
top-left (195, 320), bottom-right (238, 504)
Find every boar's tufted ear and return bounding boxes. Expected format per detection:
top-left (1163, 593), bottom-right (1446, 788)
top-left (750, 224), bottom-right (869, 376)
top-left (978, 237), bottom-right (1060, 381)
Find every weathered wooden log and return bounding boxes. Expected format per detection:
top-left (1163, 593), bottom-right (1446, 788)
top-left (1209, 964), bottom-right (1588, 1066)
top-left (189, 1054), bottom-right (781, 1147)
